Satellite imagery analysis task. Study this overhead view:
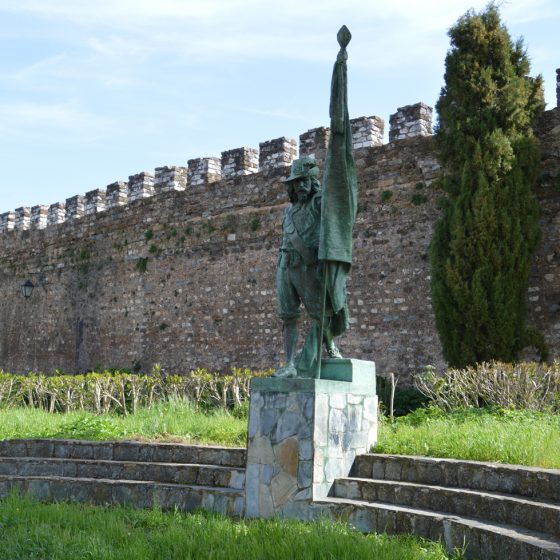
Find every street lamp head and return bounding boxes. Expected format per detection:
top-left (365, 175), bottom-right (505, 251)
top-left (21, 279), bottom-right (34, 299)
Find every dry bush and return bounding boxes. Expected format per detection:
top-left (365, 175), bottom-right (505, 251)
top-left (415, 361), bottom-right (560, 412)
top-left (0, 366), bottom-right (273, 414)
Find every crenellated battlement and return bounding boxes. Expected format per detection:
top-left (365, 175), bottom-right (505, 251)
top-left (31, 205), bottom-right (48, 229)
top-left (3, 72), bottom-right (560, 237)
top-left (221, 148), bottom-right (259, 178)
top-left (85, 189), bottom-right (106, 214)
top-left (66, 195), bottom-right (85, 221)
top-left (106, 182), bottom-right (128, 208)
top-left (389, 103), bottom-right (432, 142)
top-left (0, 102), bottom-right (434, 234)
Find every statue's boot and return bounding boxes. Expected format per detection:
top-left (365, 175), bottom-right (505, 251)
top-left (273, 363), bottom-right (298, 378)
top-left (323, 324), bottom-right (343, 359)
top-left (326, 342), bottom-right (343, 359)
top-left (273, 319), bottom-right (299, 378)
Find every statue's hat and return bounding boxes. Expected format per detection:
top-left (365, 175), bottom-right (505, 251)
top-left (282, 157), bottom-right (319, 182)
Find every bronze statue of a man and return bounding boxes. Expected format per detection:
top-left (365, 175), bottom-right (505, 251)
top-left (274, 26), bottom-right (357, 379)
top-left (274, 157), bottom-right (344, 379)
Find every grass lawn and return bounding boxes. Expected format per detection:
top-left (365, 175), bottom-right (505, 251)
top-left (1, 401), bottom-right (559, 469)
top-left (0, 493), bottom-right (462, 560)
top-left (0, 400), bottom-right (247, 447)
top-left (375, 407), bottom-right (560, 469)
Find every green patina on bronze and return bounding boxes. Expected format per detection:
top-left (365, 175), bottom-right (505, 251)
top-left (274, 26), bottom-right (358, 379)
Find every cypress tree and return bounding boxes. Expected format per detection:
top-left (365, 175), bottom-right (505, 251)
top-left (430, 3), bottom-right (545, 367)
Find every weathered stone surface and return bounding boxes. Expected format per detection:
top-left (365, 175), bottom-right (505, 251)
top-left (155, 166), bottom-right (187, 192)
top-left (271, 470), bottom-right (298, 507)
top-left (14, 207), bottom-right (31, 231)
top-left (258, 137), bottom-right (297, 176)
top-left (259, 483), bottom-right (274, 517)
top-left (187, 158), bottom-right (221, 186)
top-left (247, 436), bottom-right (274, 464)
top-left (389, 102), bottom-right (432, 141)
top-left (330, 393), bottom-right (347, 410)
top-left (222, 148), bottom-right (258, 178)
top-left (274, 437), bottom-right (299, 478)
top-left (0, 440), bottom-right (246, 518)
top-left (246, 364), bottom-right (377, 517)
top-left (273, 410), bottom-right (302, 443)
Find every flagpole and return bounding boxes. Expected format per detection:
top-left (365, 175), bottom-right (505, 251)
top-left (316, 265), bottom-right (328, 379)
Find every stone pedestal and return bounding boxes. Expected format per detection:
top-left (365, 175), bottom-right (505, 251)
top-left (245, 359), bottom-right (377, 518)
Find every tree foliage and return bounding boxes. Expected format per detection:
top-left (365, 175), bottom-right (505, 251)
top-left (430, 3), bottom-right (545, 367)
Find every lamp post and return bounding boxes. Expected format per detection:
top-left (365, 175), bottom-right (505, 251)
top-left (21, 279), bottom-right (35, 299)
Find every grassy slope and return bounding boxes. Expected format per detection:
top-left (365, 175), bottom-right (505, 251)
top-left (375, 407), bottom-right (560, 469)
top-left (0, 401), bottom-right (247, 447)
top-left (0, 494), bottom-right (460, 560)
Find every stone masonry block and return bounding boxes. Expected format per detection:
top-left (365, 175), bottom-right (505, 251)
top-left (106, 182), bottom-right (128, 208)
top-left (299, 127), bottom-right (331, 165)
top-left (155, 166), bottom-right (187, 192)
top-left (128, 172), bottom-right (155, 202)
top-left (47, 202), bottom-right (65, 225)
top-left (389, 102), bottom-right (433, 142)
top-left (14, 207), bottom-right (31, 231)
top-left (0, 211), bottom-right (15, 233)
top-left (221, 147), bottom-right (258, 178)
top-left (187, 158), bottom-right (222, 186)
top-left (258, 137), bottom-right (297, 176)
top-left (351, 116), bottom-right (384, 148)
top-left (65, 195), bottom-right (85, 221)
top-left (30, 205), bottom-right (48, 229)
top-left (85, 189), bottom-right (106, 214)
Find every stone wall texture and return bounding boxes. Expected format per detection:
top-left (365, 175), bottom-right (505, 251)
top-left (0, 105), bottom-right (559, 383)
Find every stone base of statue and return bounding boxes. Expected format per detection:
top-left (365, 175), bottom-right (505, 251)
top-left (244, 358), bottom-right (377, 518)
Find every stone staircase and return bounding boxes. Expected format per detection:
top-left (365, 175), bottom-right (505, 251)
top-left (316, 454), bottom-right (560, 559)
top-left (0, 439), bottom-right (246, 516)
top-left (3, 440), bottom-right (560, 558)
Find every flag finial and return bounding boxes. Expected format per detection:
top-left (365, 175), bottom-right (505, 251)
top-left (337, 25), bottom-right (351, 49)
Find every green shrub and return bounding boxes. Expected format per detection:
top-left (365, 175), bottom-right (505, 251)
top-left (410, 193), bottom-right (428, 205)
top-left (136, 257), bottom-right (148, 273)
top-left (380, 190), bottom-right (393, 203)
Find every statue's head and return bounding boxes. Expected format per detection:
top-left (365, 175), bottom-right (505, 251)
top-left (283, 157), bottom-right (320, 203)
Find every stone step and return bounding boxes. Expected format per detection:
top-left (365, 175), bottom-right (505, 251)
top-left (0, 475), bottom-right (245, 516)
top-left (352, 454), bottom-right (560, 502)
top-left (314, 497), bottom-right (560, 560)
top-left (0, 457), bottom-right (245, 489)
top-left (334, 477), bottom-right (560, 538)
top-left (0, 439), bottom-right (246, 467)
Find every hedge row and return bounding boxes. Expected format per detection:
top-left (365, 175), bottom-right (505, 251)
top-left (0, 366), bottom-right (273, 415)
top-left (415, 361), bottom-right (560, 412)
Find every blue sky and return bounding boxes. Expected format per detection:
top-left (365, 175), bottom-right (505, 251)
top-left (1, 0), bottom-right (559, 214)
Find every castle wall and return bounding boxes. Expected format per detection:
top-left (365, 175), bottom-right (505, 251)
top-left (0, 103), bottom-right (558, 383)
